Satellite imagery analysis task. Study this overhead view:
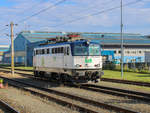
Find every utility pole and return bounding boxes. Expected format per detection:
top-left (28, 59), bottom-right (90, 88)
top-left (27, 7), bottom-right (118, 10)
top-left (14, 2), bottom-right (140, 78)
top-left (121, 0), bottom-right (124, 78)
top-left (24, 21), bottom-right (27, 67)
top-left (10, 22), bottom-right (14, 76)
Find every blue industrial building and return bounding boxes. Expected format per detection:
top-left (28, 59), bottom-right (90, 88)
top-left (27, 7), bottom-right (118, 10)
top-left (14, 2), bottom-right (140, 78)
top-left (101, 50), bottom-right (115, 62)
top-left (3, 31), bottom-right (150, 66)
top-left (0, 45), bottom-right (9, 63)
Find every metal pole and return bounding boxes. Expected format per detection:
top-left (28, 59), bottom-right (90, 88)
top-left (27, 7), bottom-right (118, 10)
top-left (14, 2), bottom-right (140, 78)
top-left (10, 22), bottom-right (14, 76)
top-left (24, 21), bottom-right (27, 67)
top-left (25, 40), bottom-right (27, 67)
top-left (121, 0), bottom-right (124, 78)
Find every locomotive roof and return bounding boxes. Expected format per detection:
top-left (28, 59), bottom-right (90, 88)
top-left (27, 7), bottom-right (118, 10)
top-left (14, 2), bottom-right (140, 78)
top-left (35, 40), bottom-right (99, 49)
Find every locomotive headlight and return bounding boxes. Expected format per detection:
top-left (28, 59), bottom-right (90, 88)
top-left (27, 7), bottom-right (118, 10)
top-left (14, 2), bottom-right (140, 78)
top-left (75, 64), bottom-right (82, 67)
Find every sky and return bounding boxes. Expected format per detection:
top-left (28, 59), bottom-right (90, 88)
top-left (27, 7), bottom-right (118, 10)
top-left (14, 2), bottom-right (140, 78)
top-left (0, 0), bottom-right (150, 45)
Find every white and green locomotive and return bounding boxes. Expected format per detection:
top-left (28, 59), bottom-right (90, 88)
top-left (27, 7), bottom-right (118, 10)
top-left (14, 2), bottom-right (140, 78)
top-left (33, 38), bottom-right (103, 83)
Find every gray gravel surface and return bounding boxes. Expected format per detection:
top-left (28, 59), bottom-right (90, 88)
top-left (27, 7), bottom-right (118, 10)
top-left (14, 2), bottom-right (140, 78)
top-left (0, 75), bottom-right (112, 112)
top-left (26, 85), bottom-right (111, 113)
top-left (52, 86), bottom-right (150, 113)
top-left (1, 70), bottom-right (150, 113)
top-left (0, 86), bottom-right (79, 113)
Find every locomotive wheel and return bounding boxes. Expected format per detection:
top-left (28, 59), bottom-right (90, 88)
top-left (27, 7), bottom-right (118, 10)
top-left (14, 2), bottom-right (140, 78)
top-left (60, 74), bottom-right (73, 83)
top-left (60, 74), bottom-right (66, 82)
top-left (34, 71), bottom-right (39, 77)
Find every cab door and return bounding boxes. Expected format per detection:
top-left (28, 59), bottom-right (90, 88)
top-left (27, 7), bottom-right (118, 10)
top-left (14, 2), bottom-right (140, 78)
top-left (63, 46), bottom-right (70, 68)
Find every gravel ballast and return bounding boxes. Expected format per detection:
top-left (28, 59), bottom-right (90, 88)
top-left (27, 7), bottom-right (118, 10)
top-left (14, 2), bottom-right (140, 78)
top-left (1, 70), bottom-right (150, 113)
top-left (0, 86), bottom-right (79, 113)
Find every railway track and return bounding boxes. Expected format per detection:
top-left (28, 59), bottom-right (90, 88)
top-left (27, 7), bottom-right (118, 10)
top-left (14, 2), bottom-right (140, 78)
top-left (76, 84), bottom-right (150, 102)
top-left (101, 78), bottom-right (150, 87)
top-left (1, 67), bottom-right (150, 87)
top-left (1, 68), bottom-right (150, 103)
top-left (0, 99), bottom-right (19, 113)
top-left (0, 76), bottom-right (139, 113)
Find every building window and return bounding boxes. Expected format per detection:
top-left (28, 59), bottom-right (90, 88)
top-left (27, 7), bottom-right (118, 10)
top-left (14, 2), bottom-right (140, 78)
top-left (139, 51), bottom-right (141, 54)
top-left (114, 51), bottom-right (116, 54)
top-left (118, 51), bottom-right (121, 54)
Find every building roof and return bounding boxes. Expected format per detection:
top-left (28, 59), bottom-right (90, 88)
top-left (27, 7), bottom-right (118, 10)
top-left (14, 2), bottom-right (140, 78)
top-left (18, 31), bottom-right (150, 45)
top-left (0, 45), bottom-right (9, 48)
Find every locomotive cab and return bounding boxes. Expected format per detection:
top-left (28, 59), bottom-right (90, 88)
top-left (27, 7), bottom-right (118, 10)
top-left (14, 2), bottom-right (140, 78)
top-left (70, 40), bottom-right (103, 82)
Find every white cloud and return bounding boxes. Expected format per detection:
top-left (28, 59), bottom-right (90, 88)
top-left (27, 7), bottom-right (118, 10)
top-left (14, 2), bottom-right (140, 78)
top-left (1, 0), bottom-right (150, 45)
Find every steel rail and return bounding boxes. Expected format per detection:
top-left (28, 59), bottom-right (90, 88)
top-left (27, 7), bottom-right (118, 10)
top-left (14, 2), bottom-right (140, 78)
top-left (0, 99), bottom-right (19, 113)
top-left (0, 76), bottom-right (139, 113)
top-left (77, 84), bottom-right (150, 102)
top-left (83, 84), bottom-right (150, 97)
top-left (101, 78), bottom-right (150, 87)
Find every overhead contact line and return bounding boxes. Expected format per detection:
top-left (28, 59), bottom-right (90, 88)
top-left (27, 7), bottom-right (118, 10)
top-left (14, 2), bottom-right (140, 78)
top-left (50, 0), bottom-right (143, 27)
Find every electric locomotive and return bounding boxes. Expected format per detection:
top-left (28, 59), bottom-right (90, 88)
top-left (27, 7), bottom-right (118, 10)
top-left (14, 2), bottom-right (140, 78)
top-left (33, 34), bottom-right (103, 83)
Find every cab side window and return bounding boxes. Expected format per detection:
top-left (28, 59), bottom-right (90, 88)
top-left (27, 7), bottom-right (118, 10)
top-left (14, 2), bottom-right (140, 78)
top-left (67, 47), bottom-right (69, 55)
top-left (52, 48), bottom-right (55, 54)
top-left (61, 47), bottom-right (63, 53)
top-left (42, 49), bottom-right (45, 54)
top-left (47, 48), bottom-right (50, 54)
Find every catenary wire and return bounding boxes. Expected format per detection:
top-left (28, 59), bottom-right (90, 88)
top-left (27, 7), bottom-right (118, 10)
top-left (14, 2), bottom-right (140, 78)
top-left (17, 0), bottom-right (66, 24)
top-left (68, 0), bottom-right (117, 18)
top-left (49, 0), bottom-right (143, 28)
top-left (13, 0), bottom-right (52, 22)
top-left (0, 0), bottom-right (66, 40)
top-left (29, 0), bottom-right (116, 28)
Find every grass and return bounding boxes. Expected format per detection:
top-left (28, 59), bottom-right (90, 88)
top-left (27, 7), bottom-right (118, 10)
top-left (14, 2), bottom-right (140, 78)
top-left (103, 70), bottom-right (150, 83)
top-left (14, 66), bottom-right (33, 70)
top-left (0, 64), bottom-right (33, 70)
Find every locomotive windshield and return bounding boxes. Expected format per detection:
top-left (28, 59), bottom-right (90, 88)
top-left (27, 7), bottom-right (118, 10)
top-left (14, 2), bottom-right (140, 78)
top-left (73, 43), bottom-right (100, 56)
top-left (89, 44), bottom-right (100, 55)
